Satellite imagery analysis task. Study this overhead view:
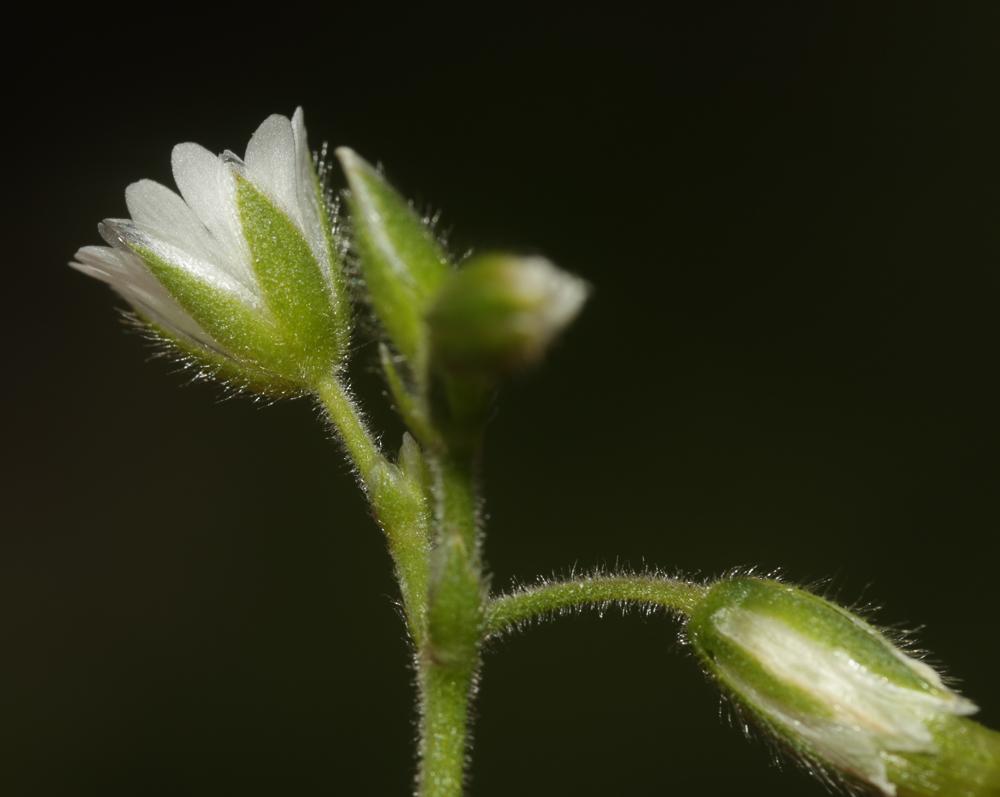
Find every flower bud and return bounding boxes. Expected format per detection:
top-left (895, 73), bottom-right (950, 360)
top-left (688, 577), bottom-right (989, 796)
top-left (336, 147), bottom-right (451, 376)
top-left (426, 253), bottom-right (588, 376)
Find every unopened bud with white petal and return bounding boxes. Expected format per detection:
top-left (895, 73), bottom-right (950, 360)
top-left (72, 108), bottom-right (350, 395)
top-left (427, 253), bottom-right (588, 376)
top-left (688, 577), bottom-right (1000, 796)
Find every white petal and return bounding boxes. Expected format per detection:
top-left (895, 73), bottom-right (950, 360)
top-left (126, 179), bottom-right (223, 265)
top-left (71, 245), bottom-right (218, 349)
top-left (244, 113), bottom-right (300, 226)
top-left (171, 143), bottom-right (254, 289)
top-left (292, 106), bottom-right (333, 283)
top-left (99, 220), bottom-right (258, 308)
top-left (71, 244), bottom-right (146, 286)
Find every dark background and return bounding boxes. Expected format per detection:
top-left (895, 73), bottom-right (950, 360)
top-left (6, 5), bottom-right (1000, 795)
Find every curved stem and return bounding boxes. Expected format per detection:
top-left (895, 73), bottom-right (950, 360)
top-left (314, 375), bottom-right (383, 487)
top-left (315, 375), bottom-right (431, 643)
top-left (485, 574), bottom-right (708, 637)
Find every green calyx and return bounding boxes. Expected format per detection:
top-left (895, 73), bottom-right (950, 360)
top-left (687, 577), bottom-right (991, 796)
top-left (142, 315), bottom-right (301, 397)
top-left (133, 245), bottom-right (300, 382)
top-left (421, 253), bottom-right (588, 448)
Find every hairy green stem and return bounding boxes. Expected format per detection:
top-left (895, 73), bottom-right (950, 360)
top-left (315, 376), bottom-right (430, 643)
top-left (417, 657), bottom-right (477, 797)
top-left (418, 452), bottom-right (484, 797)
top-left (435, 454), bottom-right (479, 551)
top-left (485, 574), bottom-right (708, 637)
top-left (315, 375), bottom-right (383, 484)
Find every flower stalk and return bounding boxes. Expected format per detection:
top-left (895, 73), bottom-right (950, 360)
top-left (314, 375), bottom-right (431, 643)
top-left (485, 573), bottom-right (707, 637)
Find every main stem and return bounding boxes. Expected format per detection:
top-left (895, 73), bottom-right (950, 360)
top-left (417, 657), bottom-right (477, 797)
top-left (418, 451), bottom-right (483, 797)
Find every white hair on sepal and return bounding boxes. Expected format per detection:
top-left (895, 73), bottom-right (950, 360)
top-left (311, 139), bottom-right (348, 260)
top-left (336, 215), bottom-right (382, 342)
top-left (117, 309), bottom-right (301, 406)
top-left (418, 203), bottom-right (454, 260)
top-left (804, 576), bottom-right (966, 695)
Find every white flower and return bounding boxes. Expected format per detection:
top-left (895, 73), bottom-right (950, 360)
top-left (689, 578), bottom-right (978, 796)
top-left (72, 108), bottom-right (348, 390)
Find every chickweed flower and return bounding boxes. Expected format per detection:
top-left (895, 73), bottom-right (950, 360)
top-left (688, 577), bottom-right (987, 796)
top-left (72, 108), bottom-right (350, 394)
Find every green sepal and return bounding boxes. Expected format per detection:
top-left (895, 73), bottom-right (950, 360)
top-left (140, 316), bottom-right (301, 398)
top-left (891, 717), bottom-right (1000, 797)
top-left (236, 176), bottom-right (346, 383)
top-left (426, 253), bottom-right (588, 376)
top-left (691, 578), bottom-right (953, 699)
top-left (337, 148), bottom-right (450, 374)
top-left (134, 244), bottom-right (301, 380)
top-left (308, 155), bottom-right (353, 346)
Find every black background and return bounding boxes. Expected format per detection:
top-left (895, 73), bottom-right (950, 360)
top-left (7, 5), bottom-right (1000, 795)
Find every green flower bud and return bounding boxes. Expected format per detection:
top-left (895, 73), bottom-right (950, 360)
top-left (688, 577), bottom-right (999, 796)
top-left (72, 109), bottom-right (349, 395)
top-left (336, 147), bottom-right (451, 376)
top-left (426, 253), bottom-right (588, 376)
